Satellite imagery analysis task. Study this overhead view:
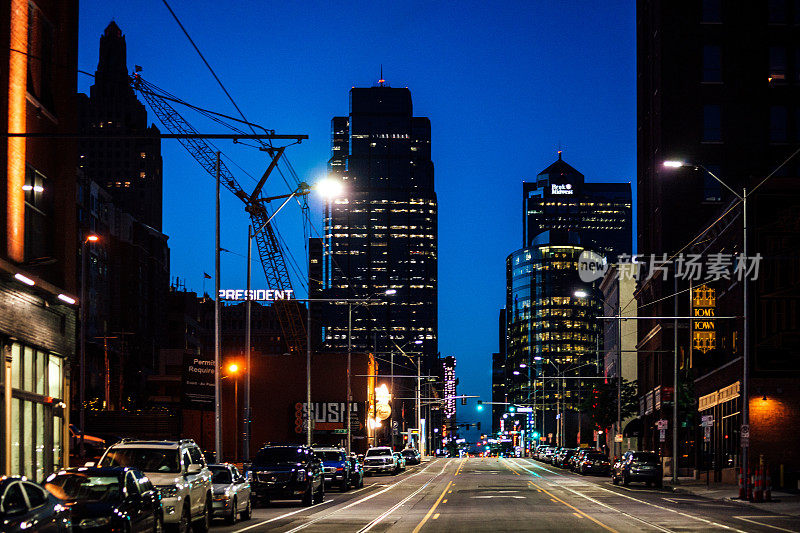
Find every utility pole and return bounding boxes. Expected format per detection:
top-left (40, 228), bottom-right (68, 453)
top-left (214, 152), bottom-right (222, 461)
top-left (673, 274), bottom-right (679, 484)
top-left (244, 224), bottom-right (252, 461)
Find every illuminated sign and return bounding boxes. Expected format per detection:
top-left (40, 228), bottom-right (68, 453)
top-left (443, 356), bottom-right (456, 420)
top-left (692, 285), bottom-right (716, 353)
top-left (219, 289), bottom-right (294, 301)
top-left (551, 183), bottom-right (574, 195)
top-left (294, 401), bottom-right (359, 433)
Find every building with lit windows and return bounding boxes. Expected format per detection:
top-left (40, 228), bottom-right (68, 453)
top-left (498, 155), bottom-right (631, 447)
top-left (318, 81), bottom-right (437, 364)
top-left (1, 0), bottom-right (79, 476)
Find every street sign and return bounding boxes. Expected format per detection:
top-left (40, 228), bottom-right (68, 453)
top-left (656, 419), bottom-right (668, 430)
top-left (703, 426), bottom-right (711, 442)
top-left (740, 424), bottom-right (750, 438)
top-left (615, 433), bottom-right (623, 443)
top-left (659, 429), bottom-right (666, 442)
top-left (701, 415), bottom-right (714, 427)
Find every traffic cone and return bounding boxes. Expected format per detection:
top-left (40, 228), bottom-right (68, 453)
top-left (738, 467), bottom-right (745, 499)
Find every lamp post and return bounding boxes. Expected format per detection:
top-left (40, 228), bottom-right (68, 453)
top-left (663, 160), bottom-right (749, 490)
top-left (79, 233), bottom-right (99, 458)
top-left (227, 363), bottom-right (240, 460)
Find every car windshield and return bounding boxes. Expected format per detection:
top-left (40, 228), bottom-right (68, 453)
top-left (401, 450), bottom-right (417, 456)
top-left (100, 448), bottom-right (180, 473)
top-left (209, 467), bottom-right (232, 484)
top-left (366, 448), bottom-right (391, 457)
top-left (315, 451), bottom-right (344, 462)
top-left (45, 473), bottom-right (121, 502)
top-left (633, 452), bottom-right (659, 463)
top-left (254, 448), bottom-right (306, 466)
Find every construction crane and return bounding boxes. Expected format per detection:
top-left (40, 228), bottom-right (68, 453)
top-left (132, 73), bottom-right (308, 355)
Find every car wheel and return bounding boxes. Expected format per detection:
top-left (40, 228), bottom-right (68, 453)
top-left (226, 497), bottom-right (238, 525)
top-left (611, 473), bottom-right (619, 485)
top-left (359, 476), bottom-right (364, 488)
top-left (171, 502), bottom-right (190, 533)
top-left (241, 498), bottom-right (252, 521)
top-left (340, 476), bottom-right (349, 492)
top-left (315, 482), bottom-right (325, 504)
top-left (623, 474), bottom-right (630, 487)
top-left (193, 496), bottom-right (211, 533)
top-left (655, 479), bottom-right (663, 489)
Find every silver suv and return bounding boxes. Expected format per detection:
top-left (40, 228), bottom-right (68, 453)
top-left (97, 439), bottom-right (212, 532)
top-left (363, 447), bottom-right (397, 475)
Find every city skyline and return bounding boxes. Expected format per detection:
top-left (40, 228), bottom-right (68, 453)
top-left (77, 1), bottom-right (637, 437)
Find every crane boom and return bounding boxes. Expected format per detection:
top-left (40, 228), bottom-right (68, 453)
top-left (133, 74), bottom-right (307, 355)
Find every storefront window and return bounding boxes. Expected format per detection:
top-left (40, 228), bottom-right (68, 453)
top-left (24, 346), bottom-right (35, 392)
top-left (48, 356), bottom-right (62, 399)
top-left (53, 415), bottom-right (63, 470)
top-left (36, 349), bottom-right (46, 394)
top-left (11, 344), bottom-right (21, 388)
top-left (11, 398), bottom-right (20, 474)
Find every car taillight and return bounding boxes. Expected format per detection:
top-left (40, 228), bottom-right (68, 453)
top-left (336, 467), bottom-right (344, 471)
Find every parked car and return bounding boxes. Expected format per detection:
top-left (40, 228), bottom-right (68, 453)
top-left (247, 445), bottom-right (324, 506)
top-left (611, 451), bottom-right (663, 488)
top-left (401, 448), bottom-right (421, 465)
top-left (542, 447), bottom-right (557, 464)
top-left (347, 454), bottom-right (364, 488)
top-left (314, 447), bottom-right (352, 491)
top-left (569, 449), bottom-right (590, 471)
top-left (44, 466), bottom-right (162, 532)
top-left (96, 438), bottom-right (213, 533)
top-left (0, 477), bottom-right (71, 532)
top-left (209, 463), bottom-right (251, 524)
top-left (577, 451), bottom-right (611, 476)
top-left (554, 448), bottom-right (577, 468)
top-left (363, 447), bottom-right (397, 475)
top-left (392, 453), bottom-right (406, 473)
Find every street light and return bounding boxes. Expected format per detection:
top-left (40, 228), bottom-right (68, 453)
top-left (79, 233), bottom-right (100, 458)
top-left (662, 160), bottom-right (750, 490)
top-left (227, 362), bottom-right (240, 460)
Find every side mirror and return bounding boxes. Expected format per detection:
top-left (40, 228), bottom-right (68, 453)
top-left (186, 464), bottom-right (202, 475)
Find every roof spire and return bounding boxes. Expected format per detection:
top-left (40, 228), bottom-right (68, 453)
top-left (378, 64), bottom-right (386, 86)
top-left (557, 141), bottom-right (563, 160)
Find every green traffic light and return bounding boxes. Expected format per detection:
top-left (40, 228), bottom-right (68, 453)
top-left (476, 404), bottom-right (484, 411)
top-left (508, 405), bottom-right (516, 413)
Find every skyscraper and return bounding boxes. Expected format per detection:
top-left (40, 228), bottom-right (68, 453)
top-left (320, 81), bottom-right (437, 367)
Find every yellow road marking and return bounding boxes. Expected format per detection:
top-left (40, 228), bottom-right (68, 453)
top-left (442, 499), bottom-right (448, 504)
top-left (433, 513), bottom-right (440, 520)
top-left (573, 513), bottom-right (583, 518)
top-left (447, 490), bottom-right (452, 494)
top-left (412, 480), bottom-right (452, 533)
top-left (529, 481), bottom-right (619, 533)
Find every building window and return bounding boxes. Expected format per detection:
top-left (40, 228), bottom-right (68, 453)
top-left (769, 47), bottom-right (787, 82)
top-left (770, 106), bottom-right (788, 142)
top-left (703, 104), bottom-right (722, 142)
top-left (703, 45), bottom-right (722, 82)
top-left (769, 0), bottom-right (788, 23)
top-left (24, 166), bottom-right (54, 262)
top-left (702, 0), bottom-right (722, 22)
top-left (26, 4), bottom-right (55, 112)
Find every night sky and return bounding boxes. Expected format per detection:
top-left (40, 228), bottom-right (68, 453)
top-left (78, 1), bottom-right (636, 443)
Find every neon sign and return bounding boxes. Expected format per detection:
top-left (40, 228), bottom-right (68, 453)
top-left (218, 289), bottom-right (294, 301)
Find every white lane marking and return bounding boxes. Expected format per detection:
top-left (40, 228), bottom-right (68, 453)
top-left (282, 459), bottom-right (447, 533)
top-left (231, 499), bottom-right (335, 533)
top-left (471, 495), bottom-right (526, 499)
top-left (662, 497), bottom-right (705, 504)
top-left (734, 516), bottom-right (800, 533)
top-left (514, 460), bottom-right (747, 533)
top-left (356, 474), bottom-right (440, 532)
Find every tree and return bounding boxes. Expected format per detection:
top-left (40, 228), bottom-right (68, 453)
top-left (579, 379), bottom-right (638, 431)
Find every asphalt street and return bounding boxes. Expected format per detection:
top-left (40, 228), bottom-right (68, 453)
top-left (212, 458), bottom-right (800, 532)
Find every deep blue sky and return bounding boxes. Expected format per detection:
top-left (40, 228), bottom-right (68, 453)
top-left (78, 1), bottom-right (636, 444)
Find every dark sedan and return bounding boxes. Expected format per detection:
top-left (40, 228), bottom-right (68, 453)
top-left (0, 477), bottom-right (71, 532)
top-left (576, 451), bottom-right (611, 476)
top-left (401, 448), bottom-right (421, 465)
top-left (612, 451), bottom-right (663, 487)
top-left (44, 466), bottom-right (163, 532)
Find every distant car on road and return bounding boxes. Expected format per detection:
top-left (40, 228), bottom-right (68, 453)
top-left (347, 454), bottom-right (364, 488)
top-left (577, 451), bottom-right (611, 476)
top-left (392, 452), bottom-right (406, 473)
top-left (314, 447), bottom-right (352, 491)
top-left (401, 448), bottom-right (421, 465)
top-left (611, 451), bottom-right (663, 488)
top-left (0, 477), bottom-right (71, 532)
top-left (363, 447), bottom-right (397, 476)
top-left (247, 445), bottom-right (324, 507)
top-left (45, 466), bottom-right (163, 532)
top-left (209, 463), bottom-right (251, 524)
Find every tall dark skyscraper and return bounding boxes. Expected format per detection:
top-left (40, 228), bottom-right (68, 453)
top-left (78, 22), bottom-right (163, 231)
top-left (319, 81), bottom-right (438, 367)
top-left (637, 1), bottom-right (800, 476)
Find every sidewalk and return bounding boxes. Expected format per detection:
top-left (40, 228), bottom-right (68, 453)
top-left (664, 477), bottom-right (800, 517)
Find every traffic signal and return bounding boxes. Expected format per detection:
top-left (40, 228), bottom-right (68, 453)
top-left (532, 431), bottom-right (540, 439)
top-left (508, 405), bottom-right (516, 413)
top-left (466, 423), bottom-right (471, 430)
top-left (476, 400), bottom-right (484, 412)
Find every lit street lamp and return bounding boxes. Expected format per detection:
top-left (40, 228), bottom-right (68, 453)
top-left (79, 233), bottom-right (100, 458)
top-left (227, 362), bottom-right (240, 460)
top-left (663, 160), bottom-right (750, 489)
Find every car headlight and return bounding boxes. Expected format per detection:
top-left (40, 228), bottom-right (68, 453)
top-left (159, 486), bottom-right (179, 498)
top-left (78, 517), bottom-right (110, 528)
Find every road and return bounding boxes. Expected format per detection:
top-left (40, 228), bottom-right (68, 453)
top-left (213, 457), bottom-right (800, 532)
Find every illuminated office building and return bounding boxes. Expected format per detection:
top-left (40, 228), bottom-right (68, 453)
top-left (319, 81), bottom-right (437, 368)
